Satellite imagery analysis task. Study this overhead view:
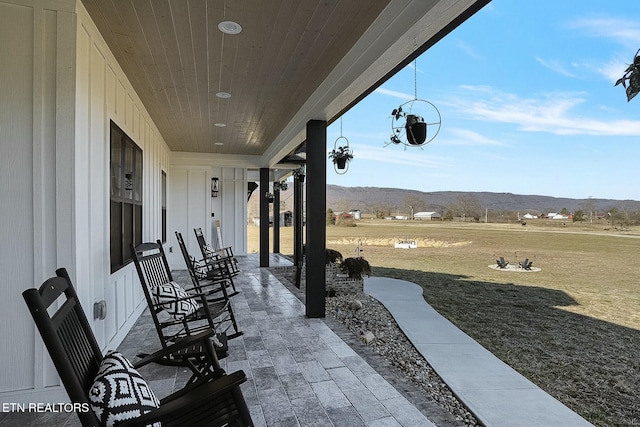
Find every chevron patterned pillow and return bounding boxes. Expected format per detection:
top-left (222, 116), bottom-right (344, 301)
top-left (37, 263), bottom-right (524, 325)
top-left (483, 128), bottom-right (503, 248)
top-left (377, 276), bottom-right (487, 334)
top-left (152, 281), bottom-right (199, 320)
top-left (89, 351), bottom-right (160, 427)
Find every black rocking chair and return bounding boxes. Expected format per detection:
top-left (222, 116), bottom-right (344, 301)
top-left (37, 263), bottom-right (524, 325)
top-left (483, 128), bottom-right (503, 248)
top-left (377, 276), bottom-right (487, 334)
top-left (23, 268), bottom-right (253, 427)
top-left (175, 232), bottom-right (243, 338)
top-left (194, 227), bottom-right (241, 281)
top-left (131, 241), bottom-right (236, 361)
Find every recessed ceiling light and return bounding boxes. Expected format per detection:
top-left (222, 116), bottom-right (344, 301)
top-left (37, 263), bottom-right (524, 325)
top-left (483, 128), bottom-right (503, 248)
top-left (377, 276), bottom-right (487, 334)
top-left (214, 122), bottom-right (226, 127)
top-left (216, 91), bottom-right (231, 99)
top-left (218, 21), bottom-right (242, 34)
top-left (214, 142), bottom-right (224, 146)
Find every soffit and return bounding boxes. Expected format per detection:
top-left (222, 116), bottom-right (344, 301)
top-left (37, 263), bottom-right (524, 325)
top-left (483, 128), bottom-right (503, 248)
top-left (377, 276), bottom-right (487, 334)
top-left (81, 0), bottom-right (489, 166)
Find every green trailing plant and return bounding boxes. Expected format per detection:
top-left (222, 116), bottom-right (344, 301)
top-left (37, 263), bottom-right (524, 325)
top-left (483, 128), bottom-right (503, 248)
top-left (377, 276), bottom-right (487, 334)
top-left (340, 257), bottom-right (371, 279)
top-left (328, 146), bottom-right (354, 163)
top-left (273, 181), bottom-right (288, 191)
top-left (292, 166), bottom-right (306, 182)
top-left (615, 49), bottom-right (640, 101)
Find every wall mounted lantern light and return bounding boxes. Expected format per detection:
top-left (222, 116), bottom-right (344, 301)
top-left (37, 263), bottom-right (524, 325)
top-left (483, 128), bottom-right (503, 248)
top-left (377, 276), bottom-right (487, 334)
top-left (211, 177), bottom-right (219, 197)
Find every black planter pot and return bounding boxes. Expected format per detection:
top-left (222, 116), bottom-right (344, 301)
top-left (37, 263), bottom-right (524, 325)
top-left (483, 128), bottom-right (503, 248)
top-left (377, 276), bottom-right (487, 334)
top-left (405, 114), bottom-right (427, 145)
top-left (335, 157), bottom-right (348, 169)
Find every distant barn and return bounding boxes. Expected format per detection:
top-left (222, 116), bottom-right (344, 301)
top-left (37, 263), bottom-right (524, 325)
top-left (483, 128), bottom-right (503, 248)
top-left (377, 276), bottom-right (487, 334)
top-left (414, 211), bottom-right (442, 220)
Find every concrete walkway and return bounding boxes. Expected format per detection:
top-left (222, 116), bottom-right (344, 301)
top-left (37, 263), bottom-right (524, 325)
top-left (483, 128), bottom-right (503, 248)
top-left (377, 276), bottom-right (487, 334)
top-left (365, 276), bottom-right (593, 427)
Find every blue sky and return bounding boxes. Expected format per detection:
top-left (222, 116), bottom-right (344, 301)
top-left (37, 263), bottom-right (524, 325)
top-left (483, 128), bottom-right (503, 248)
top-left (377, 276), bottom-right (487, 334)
top-left (325, 0), bottom-right (640, 201)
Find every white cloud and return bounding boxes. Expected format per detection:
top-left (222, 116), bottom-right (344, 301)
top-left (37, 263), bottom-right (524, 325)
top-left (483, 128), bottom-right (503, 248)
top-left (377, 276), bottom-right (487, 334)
top-left (445, 86), bottom-right (640, 136)
top-left (456, 41), bottom-right (481, 59)
top-left (346, 142), bottom-right (450, 168)
top-left (445, 128), bottom-right (504, 146)
top-left (568, 17), bottom-right (640, 48)
top-left (535, 57), bottom-right (579, 78)
top-left (374, 87), bottom-right (414, 101)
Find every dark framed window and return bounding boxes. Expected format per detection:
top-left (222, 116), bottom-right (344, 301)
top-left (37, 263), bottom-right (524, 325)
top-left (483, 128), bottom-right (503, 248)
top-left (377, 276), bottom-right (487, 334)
top-left (161, 171), bottom-right (167, 243)
top-left (110, 121), bottom-right (143, 272)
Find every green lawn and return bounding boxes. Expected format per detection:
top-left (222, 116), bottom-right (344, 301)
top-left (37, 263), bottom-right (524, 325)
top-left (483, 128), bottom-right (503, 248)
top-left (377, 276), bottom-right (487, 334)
top-left (249, 219), bottom-right (640, 426)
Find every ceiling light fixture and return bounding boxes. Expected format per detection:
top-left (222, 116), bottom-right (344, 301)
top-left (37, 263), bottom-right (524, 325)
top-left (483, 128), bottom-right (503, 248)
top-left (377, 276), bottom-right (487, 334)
top-left (216, 91), bottom-right (231, 99)
top-left (214, 123), bottom-right (226, 127)
top-left (214, 142), bottom-right (224, 146)
top-left (218, 21), bottom-right (242, 34)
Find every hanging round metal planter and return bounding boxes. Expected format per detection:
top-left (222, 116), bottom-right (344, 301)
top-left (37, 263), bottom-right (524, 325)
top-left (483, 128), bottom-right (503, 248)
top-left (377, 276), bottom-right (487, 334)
top-left (388, 99), bottom-right (441, 148)
top-left (385, 57), bottom-right (441, 148)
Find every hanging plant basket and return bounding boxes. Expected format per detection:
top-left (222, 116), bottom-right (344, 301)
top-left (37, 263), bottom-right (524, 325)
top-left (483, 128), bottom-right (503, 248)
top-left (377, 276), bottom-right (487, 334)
top-left (329, 136), bottom-right (353, 175)
top-left (385, 58), bottom-right (441, 148)
top-left (388, 100), bottom-right (440, 148)
top-left (292, 166), bottom-right (305, 183)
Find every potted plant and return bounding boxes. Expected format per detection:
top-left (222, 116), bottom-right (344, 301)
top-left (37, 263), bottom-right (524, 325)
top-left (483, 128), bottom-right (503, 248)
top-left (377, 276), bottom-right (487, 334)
top-left (340, 257), bottom-right (371, 279)
top-left (292, 166), bottom-right (305, 183)
top-left (329, 146), bottom-right (353, 170)
top-left (273, 181), bottom-right (288, 192)
top-left (264, 191), bottom-right (274, 203)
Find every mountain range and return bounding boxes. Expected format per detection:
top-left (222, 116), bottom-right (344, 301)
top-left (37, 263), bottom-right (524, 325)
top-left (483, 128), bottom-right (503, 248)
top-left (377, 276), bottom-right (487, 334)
top-left (326, 185), bottom-right (639, 215)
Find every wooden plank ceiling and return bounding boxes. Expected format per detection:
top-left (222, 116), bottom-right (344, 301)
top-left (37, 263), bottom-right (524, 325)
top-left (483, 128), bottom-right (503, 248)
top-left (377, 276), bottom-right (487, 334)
top-left (81, 0), bottom-right (488, 165)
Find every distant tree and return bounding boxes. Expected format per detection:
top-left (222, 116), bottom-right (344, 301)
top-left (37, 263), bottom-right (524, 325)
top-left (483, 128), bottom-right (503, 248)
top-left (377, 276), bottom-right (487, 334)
top-left (608, 207), bottom-right (619, 227)
top-left (326, 208), bottom-right (335, 225)
top-left (580, 198), bottom-right (597, 223)
top-left (443, 209), bottom-right (454, 221)
top-left (561, 207), bottom-right (569, 215)
top-left (573, 210), bottom-right (585, 222)
top-left (403, 195), bottom-right (427, 219)
top-left (332, 198), bottom-right (353, 214)
top-left (367, 202), bottom-right (392, 218)
top-left (455, 195), bottom-right (482, 221)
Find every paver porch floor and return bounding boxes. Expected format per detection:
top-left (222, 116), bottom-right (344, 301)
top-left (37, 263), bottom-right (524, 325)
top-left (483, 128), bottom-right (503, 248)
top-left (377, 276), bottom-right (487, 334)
top-left (1, 254), bottom-right (461, 427)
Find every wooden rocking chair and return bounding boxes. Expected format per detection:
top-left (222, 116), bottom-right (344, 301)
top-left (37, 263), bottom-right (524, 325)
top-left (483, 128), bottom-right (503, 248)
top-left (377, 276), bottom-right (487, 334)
top-left (131, 241), bottom-right (236, 361)
top-left (175, 232), bottom-right (243, 338)
top-left (194, 226), bottom-right (240, 280)
top-left (23, 268), bottom-right (253, 427)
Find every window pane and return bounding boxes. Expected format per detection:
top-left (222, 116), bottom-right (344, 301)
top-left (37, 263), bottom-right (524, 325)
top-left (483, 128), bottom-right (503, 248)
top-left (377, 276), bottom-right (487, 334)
top-left (134, 147), bottom-right (142, 202)
top-left (110, 201), bottom-right (122, 272)
top-left (110, 130), bottom-right (122, 198)
top-left (134, 205), bottom-right (143, 247)
top-left (162, 208), bottom-right (167, 243)
top-left (124, 141), bottom-right (134, 200)
top-left (123, 204), bottom-right (133, 263)
top-left (161, 171), bottom-right (166, 207)
top-left (110, 122), bottom-right (143, 272)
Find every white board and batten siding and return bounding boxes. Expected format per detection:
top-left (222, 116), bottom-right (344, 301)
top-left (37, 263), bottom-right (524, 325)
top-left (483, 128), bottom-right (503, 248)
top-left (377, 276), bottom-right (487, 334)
top-left (168, 165), bottom-right (248, 271)
top-left (0, 0), bottom-right (171, 405)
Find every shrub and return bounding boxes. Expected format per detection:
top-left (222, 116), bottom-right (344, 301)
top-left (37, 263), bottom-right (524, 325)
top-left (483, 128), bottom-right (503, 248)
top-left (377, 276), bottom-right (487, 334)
top-left (340, 257), bottom-right (371, 279)
top-left (336, 213), bottom-right (356, 227)
top-left (325, 248), bottom-right (343, 264)
top-left (326, 208), bottom-right (336, 225)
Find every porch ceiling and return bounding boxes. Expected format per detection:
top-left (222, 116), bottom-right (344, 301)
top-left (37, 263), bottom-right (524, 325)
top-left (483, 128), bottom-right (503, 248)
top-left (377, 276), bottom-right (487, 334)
top-left (81, 0), bottom-right (489, 167)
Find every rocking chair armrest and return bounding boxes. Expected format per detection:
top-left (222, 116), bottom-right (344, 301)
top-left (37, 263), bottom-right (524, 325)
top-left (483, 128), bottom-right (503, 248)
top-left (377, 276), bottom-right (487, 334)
top-left (117, 371), bottom-right (247, 427)
top-left (132, 329), bottom-right (215, 369)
